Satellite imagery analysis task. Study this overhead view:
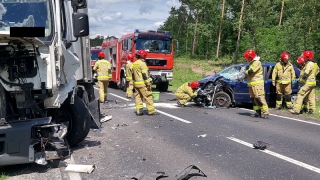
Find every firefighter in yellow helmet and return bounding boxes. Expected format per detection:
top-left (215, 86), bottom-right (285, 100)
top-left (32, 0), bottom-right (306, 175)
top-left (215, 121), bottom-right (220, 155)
top-left (174, 81), bottom-right (201, 107)
top-left (271, 52), bottom-right (296, 109)
top-left (93, 51), bottom-right (112, 103)
top-left (125, 53), bottom-right (134, 98)
top-left (290, 51), bottom-right (320, 114)
top-left (244, 50), bottom-right (269, 119)
top-left (132, 50), bottom-right (159, 116)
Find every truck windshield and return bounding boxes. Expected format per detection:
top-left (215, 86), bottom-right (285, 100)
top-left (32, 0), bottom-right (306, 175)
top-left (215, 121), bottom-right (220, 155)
top-left (135, 38), bottom-right (172, 53)
top-left (0, 0), bottom-right (53, 42)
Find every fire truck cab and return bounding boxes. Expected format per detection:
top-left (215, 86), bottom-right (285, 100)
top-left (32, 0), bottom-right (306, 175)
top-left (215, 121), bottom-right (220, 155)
top-left (101, 29), bottom-right (178, 92)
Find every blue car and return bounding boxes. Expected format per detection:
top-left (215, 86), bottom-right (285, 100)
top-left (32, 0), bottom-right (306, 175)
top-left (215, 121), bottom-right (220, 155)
top-left (195, 62), bottom-right (300, 107)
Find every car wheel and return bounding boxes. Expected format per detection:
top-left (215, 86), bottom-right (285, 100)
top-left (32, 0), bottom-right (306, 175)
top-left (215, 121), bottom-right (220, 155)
top-left (121, 76), bottom-right (126, 91)
top-left (214, 91), bottom-right (231, 108)
top-left (291, 94), bottom-right (297, 106)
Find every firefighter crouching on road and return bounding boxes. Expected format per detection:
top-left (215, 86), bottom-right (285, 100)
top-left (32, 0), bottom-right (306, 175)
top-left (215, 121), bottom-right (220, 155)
top-left (126, 53), bottom-right (134, 98)
top-left (271, 52), bottom-right (296, 109)
top-left (290, 51), bottom-right (320, 114)
top-left (93, 52), bottom-right (111, 103)
top-left (132, 50), bottom-right (159, 116)
top-left (244, 50), bottom-right (269, 119)
top-left (174, 81), bottom-right (201, 107)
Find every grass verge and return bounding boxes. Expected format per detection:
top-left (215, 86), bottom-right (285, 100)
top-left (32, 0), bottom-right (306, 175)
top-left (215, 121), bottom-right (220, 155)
top-left (0, 174), bottom-right (8, 180)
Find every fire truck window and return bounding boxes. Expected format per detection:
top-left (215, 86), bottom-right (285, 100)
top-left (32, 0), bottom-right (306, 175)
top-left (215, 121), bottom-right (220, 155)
top-left (135, 39), bottom-right (172, 53)
top-left (127, 39), bottom-right (132, 51)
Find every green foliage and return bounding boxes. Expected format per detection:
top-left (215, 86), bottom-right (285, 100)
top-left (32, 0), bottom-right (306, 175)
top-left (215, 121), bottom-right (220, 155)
top-left (0, 173), bottom-right (8, 180)
top-left (159, 0), bottom-right (320, 65)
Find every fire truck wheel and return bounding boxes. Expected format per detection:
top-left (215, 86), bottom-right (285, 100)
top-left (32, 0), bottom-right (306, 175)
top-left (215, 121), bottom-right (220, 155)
top-left (157, 82), bottom-right (169, 92)
top-left (53, 95), bottom-right (91, 147)
top-left (120, 76), bottom-right (126, 91)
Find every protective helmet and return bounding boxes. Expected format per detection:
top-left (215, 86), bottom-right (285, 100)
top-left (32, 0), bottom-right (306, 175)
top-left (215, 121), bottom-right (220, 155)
top-left (296, 56), bottom-right (305, 66)
top-left (302, 51), bottom-right (314, 60)
top-left (190, 81), bottom-right (200, 89)
top-left (244, 50), bottom-right (257, 61)
top-left (136, 49), bottom-right (148, 59)
top-left (127, 53), bottom-right (134, 61)
top-left (280, 52), bottom-right (290, 63)
top-left (98, 52), bottom-right (105, 58)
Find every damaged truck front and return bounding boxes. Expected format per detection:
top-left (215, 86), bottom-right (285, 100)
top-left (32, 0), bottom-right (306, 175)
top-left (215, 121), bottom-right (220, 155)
top-left (0, 0), bottom-right (101, 166)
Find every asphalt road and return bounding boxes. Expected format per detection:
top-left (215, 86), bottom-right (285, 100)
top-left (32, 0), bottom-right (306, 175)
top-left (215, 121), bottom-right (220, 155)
top-left (2, 86), bottom-right (320, 180)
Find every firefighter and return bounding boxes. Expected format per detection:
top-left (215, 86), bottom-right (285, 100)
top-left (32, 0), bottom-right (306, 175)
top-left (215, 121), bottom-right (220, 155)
top-left (295, 56), bottom-right (310, 113)
top-left (93, 52), bottom-right (112, 103)
top-left (132, 49), bottom-right (158, 116)
top-left (244, 50), bottom-right (269, 119)
top-left (125, 53), bottom-right (134, 98)
top-left (271, 52), bottom-right (296, 109)
top-left (174, 81), bottom-right (201, 107)
top-left (290, 51), bottom-right (319, 114)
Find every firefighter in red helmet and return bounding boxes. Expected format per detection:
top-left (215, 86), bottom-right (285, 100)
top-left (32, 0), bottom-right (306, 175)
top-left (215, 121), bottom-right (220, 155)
top-left (243, 50), bottom-right (269, 119)
top-left (174, 81), bottom-right (201, 107)
top-left (93, 51), bottom-right (112, 103)
top-left (290, 51), bottom-right (319, 114)
top-left (125, 53), bottom-right (134, 98)
top-left (132, 50), bottom-right (159, 116)
top-left (271, 52), bottom-right (296, 109)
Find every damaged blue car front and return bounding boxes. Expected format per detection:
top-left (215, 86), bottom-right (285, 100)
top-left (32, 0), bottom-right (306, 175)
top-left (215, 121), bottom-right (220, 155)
top-left (195, 62), bottom-right (300, 107)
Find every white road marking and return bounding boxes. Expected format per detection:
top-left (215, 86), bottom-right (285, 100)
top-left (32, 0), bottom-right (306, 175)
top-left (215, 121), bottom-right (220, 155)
top-left (166, 92), bottom-right (175, 95)
top-left (94, 87), bottom-right (131, 102)
top-left (156, 109), bottom-right (192, 123)
top-left (239, 108), bottom-right (320, 126)
top-left (227, 137), bottom-right (320, 174)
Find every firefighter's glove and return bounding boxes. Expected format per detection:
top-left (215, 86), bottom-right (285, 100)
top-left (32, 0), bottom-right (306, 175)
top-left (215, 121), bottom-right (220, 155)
top-left (302, 73), bottom-right (308, 80)
top-left (196, 88), bottom-right (201, 92)
top-left (247, 69), bottom-right (254, 75)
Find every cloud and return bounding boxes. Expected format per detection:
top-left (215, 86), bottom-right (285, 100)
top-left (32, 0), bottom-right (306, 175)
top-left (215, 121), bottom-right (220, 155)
top-left (87, 0), bottom-right (180, 38)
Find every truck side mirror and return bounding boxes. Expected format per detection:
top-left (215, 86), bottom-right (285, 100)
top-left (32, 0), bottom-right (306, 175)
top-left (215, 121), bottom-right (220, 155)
top-left (71, 0), bottom-right (87, 9)
top-left (72, 13), bottom-right (89, 37)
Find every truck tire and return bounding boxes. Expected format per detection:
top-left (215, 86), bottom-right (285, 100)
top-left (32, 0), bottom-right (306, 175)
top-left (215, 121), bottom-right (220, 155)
top-left (54, 96), bottom-right (91, 147)
top-left (214, 91), bottom-right (231, 108)
top-left (157, 82), bottom-right (169, 92)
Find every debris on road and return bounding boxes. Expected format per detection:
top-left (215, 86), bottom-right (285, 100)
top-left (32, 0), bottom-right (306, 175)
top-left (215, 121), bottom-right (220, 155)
top-left (175, 165), bottom-right (207, 180)
top-left (198, 134), bottom-right (207, 138)
top-left (101, 115), bottom-right (112, 123)
top-left (205, 106), bottom-right (216, 109)
top-left (111, 124), bottom-right (120, 129)
top-left (131, 171), bottom-right (168, 180)
top-left (253, 141), bottom-right (271, 150)
top-left (65, 164), bottom-right (96, 173)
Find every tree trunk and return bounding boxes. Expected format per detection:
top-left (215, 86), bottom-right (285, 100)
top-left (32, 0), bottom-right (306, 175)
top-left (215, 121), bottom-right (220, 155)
top-left (191, 11), bottom-right (199, 57)
top-left (234, 0), bottom-right (245, 64)
top-left (216, 0), bottom-right (226, 58)
top-left (279, 0), bottom-right (284, 26)
top-left (206, 37), bottom-right (209, 60)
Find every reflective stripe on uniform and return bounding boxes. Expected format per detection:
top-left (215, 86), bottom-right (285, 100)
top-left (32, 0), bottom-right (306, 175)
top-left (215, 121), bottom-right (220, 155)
top-left (253, 106), bottom-right (261, 111)
top-left (276, 78), bottom-right (291, 83)
top-left (248, 78), bottom-right (264, 85)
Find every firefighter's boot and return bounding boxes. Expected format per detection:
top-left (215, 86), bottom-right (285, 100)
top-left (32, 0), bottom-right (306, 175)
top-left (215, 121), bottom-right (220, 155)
top-left (177, 101), bottom-right (186, 107)
top-left (136, 108), bottom-right (144, 116)
top-left (301, 108), bottom-right (309, 114)
top-left (289, 109), bottom-right (299, 115)
top-left (308, 109), bottom-right (315, 114)
top-left (275, 104), bottom-right (282, 110)
top-left (261, 113), bottom-right (269, 119)
top-left (250, 110), bottom-right (261, 118)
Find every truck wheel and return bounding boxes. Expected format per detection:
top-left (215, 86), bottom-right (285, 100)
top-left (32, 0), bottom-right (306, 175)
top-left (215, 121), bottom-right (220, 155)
top-left (120, 76), bottom-right (126, 91)
top-left (214, 92), bottom-right (231, 108)
top-left (158, 82), bottom-right (169, 92)
top-left (52, 96), bottom-right (91, 147)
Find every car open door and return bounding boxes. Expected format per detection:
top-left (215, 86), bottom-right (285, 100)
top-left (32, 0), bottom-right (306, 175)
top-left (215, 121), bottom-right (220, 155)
top-left (233, 65), bottom-right (251, 105)
top-left (263, 65), bottom-right (275, 104)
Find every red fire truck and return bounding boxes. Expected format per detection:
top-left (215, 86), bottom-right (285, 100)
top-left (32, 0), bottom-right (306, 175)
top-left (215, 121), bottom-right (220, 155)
top-left (101, 29), bottom-right (178, 92)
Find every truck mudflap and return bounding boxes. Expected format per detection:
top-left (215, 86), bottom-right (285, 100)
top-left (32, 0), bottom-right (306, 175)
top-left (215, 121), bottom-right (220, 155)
top-left (87, 97), bottom-right (102, 129)
top-left (0, 117), bottom-right (69, 166)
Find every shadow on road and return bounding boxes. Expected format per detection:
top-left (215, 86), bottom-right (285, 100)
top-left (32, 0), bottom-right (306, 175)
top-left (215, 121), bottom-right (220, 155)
top-left (0, 163), bottom-right (51, 177)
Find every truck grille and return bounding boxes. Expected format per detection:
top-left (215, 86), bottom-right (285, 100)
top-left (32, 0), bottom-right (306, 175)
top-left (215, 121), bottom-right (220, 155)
top-left (145, 59), bottom-right (167, 66)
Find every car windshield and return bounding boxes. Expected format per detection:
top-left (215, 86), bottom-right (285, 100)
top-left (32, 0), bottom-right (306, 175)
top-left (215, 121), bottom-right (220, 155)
top-left (135, 38), bottom-right (172, 53)
top-left (217, 65), bottom-right (242, 79)
top-left (91, 51), bottom-right (100, 61)
top-left (0, 0), bottom-right (53, 42)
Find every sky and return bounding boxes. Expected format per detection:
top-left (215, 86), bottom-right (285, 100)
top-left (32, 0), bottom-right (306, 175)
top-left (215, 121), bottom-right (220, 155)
top-left (88, 0), bottom-right (181, 39)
